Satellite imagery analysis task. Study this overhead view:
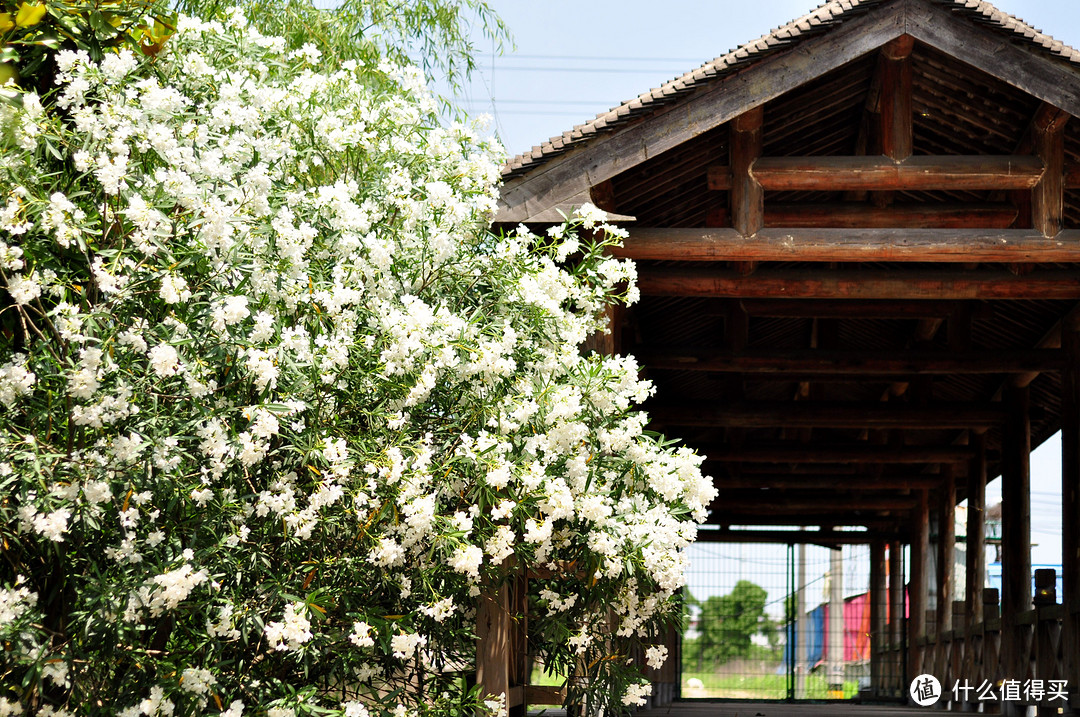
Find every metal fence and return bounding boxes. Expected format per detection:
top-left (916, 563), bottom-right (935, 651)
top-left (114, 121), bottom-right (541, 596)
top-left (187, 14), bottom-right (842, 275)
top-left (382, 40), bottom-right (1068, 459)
top-left (681, 538), bottom-right (902, 701)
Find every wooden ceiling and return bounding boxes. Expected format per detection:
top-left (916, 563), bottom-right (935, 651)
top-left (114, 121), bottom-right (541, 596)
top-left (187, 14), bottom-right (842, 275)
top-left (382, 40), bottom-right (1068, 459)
top-left (496, 2), bottom-right (1080, 541)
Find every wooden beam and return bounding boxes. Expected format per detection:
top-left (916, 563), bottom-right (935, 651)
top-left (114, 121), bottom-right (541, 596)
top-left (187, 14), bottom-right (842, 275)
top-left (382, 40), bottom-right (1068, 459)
top-left (713, 475), bottom-right (944, 490)
top-left (706, 443), bottom-right (974, 464)
top-left (765, 203), bottom-right (1018, 229)
top-left (715, 496), bottom-right (920, 513)
top-left (612, 227), bottom-right (1080, 263)
top-left (648, 401), bottom-right (1006, 429)
top-left (476, 583), bottom-right (510, 707)
top-left (906, 1), bottom-right (1080, 120)
top-left (696, 528), bottom-right (902, 545)
top-left (739, 299), bottom-right (991, 320)
top-left (638, 267), bottom-right (1080, 300)
top-left (709, 163), bottom-right (1080, 191)
top-left (498, 3), bottom-right (908, 220)
top-left (638, 348), bottom-right (1065, 375)
top-left (751, 155), bottom-right (1044, 192)
top-left (1031, 104), bottom-right (1068, 238)
top-left (706, 512), bottom-right (910, 528)
top-left (731, 107), bottom-right (763, 236)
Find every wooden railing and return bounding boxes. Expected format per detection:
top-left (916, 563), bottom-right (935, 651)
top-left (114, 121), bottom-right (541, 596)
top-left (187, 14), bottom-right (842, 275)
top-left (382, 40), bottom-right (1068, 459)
top-left (883, 575), bottom-right (1079, 713)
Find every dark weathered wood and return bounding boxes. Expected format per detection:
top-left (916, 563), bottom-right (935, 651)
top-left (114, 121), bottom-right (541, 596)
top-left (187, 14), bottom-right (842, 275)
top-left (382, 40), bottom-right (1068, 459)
top-left (714, 496), bottom-right (920, 513)
top-left (966, 433), bottom-right (987, 632)
top-left (906, 0), bottom-right (1080, 119)
top-left (637, 348), bottom-right (1065, 375)
top-left (637, 267), bottom-right (1080, 300)
top-left (706, 443), bottom-right (974, 464)
top-left (1066, 163), bottom-right (1080, 189)
top-left (870, 539), bottom-right (888, 696)
top-left (695, 528), bottom-right (902, 545)
top-left (1062, 314), bottom-right (1080, 705)
top-left (707, 512), bottom-right (909, 528)
top-left (612, 227), bottom-right (1080, 263)
top-left (764, 203), bottom-right (1018, 229)
top-left (667, 224), bottom-right (980, 260)
top-left (713, 475), bottom-right (944, 490)
top-left (731, 107), bottom-right (763, 236)
top-left (1001, 383), bottom-right (1032, 684)
top-left (888, 540), bottom-right (904, 695)
top-left (879, 35), bottom-right (914, 162)
top-left (1031, 104), bottom-right (1068, 238)
top-left (909, 489), bottom-right (930, 684)
top-left (739, 299), bottom-right (991, 319)
top-left (751, 155), bottom-right (1044, 192)
top-left (497, 2), bottom-right (908, 220)
top-left (648, 401), bottom-right (1006, 429)
top-left (936, 469), bottom-right (956, 638)
top-left (476, 583), bottom-right (510, 707)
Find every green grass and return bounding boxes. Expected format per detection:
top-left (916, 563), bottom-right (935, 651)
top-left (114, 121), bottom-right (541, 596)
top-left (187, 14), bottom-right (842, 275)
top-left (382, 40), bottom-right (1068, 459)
top-left (682, 669), bottom-right (859, 699)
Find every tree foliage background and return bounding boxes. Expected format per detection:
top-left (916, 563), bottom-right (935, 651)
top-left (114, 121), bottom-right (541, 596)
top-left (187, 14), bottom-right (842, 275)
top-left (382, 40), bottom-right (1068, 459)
top-left (0, 1), bottom-right (715, 715)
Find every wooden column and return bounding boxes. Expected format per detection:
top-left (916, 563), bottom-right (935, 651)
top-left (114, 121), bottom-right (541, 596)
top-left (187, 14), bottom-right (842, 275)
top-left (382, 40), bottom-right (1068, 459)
top-left (476, 582), bottom-right (511, 710)
top-left (966, 434), bottom-right (987, 631)
top-left (1062, 313), bottom-right (1080, 712)
top-left (731, 106), bottom-right (763, 237)
top-left (1001, 383), bottom-right (1031, 704)
top-left (889, 540), bottom-right (905, 696)
top-left (870, 540), bottom-right (887, 696)
top-left (877, 34), bottom-right (914, 208)
top-left (937, 469), bottom-right (957, 636)
top-left (909, 490), bottom-right (930, 687)
top-left (936, 468), bottom-right (956, 696)
top-left (1031, 104), bottom-right (1068, 238)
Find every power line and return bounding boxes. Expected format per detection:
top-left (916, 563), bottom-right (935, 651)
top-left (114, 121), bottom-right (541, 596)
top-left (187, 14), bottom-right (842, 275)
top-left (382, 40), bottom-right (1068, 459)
top-left (499, 53), bottom-right (707, 63)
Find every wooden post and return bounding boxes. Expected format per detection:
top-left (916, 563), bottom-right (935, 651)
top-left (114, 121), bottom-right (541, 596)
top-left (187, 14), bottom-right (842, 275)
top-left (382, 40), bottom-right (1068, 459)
top-left (909, 489), bottom-right (929, 692)
top-left (1031, 104), bottom-right (1068, 238)
top-left (870, 540), bottom-right (887, 697)
top-left (937, 470), bottom-right (956, 638)
top-left (730, 107), bottom-right (763, 237)
top-left (1062, 313), bottom-right (1080, 713)
top-left (936, 469), bottom-right (956, 702)
top-left (967, 433), bottom-right (987, 631)
top-left (889, 540), bottom-right (905, 697)
top-left (877, 34), bottom-right (914, 208)
top-left (476, 583), bottom-right (511, 711)
top-left (1001, 383), bottom-right (1031, 717)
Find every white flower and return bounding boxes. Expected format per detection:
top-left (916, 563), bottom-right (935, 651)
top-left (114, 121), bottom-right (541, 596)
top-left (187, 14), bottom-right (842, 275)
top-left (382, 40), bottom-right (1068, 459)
top-left (645, 644), bottom-right (668, 670)
top-left (448, 543), bottom-right (483, 580)
top-left (264, 602), bottom-right (312, 651)
top-left (621, 682), bottom-right (652, 706)
top-left (349, 621), bottom-right (375, 647)
top-left (179, 667), bottom-right (216, 695)
top-left (32, 509), bottom-right (71, 542)
top-left (390, 631), bottom-right (426, 660)
top-left (148, 343), bottom-right (180, 377)
top-left (159, 274), bottom-right (191, 304)
top-left (0, 355), bottom-right (35, 407)
top-left (5, 273), bottom-right (41, 305)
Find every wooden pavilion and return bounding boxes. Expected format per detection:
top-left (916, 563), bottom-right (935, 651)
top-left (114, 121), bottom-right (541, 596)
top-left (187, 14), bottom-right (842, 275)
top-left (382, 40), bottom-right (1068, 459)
top-left (484, 0), bottom-right (1080, 713)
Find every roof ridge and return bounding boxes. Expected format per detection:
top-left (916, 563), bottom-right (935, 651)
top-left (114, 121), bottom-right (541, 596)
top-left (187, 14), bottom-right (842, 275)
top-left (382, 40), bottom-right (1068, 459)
top-left (500, 0), bottom-right (1080, 180)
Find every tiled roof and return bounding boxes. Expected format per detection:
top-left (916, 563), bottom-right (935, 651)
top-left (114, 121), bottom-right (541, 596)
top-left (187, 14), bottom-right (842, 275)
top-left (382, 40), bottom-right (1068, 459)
top-left (500, 0), bottom-right (1080, 181)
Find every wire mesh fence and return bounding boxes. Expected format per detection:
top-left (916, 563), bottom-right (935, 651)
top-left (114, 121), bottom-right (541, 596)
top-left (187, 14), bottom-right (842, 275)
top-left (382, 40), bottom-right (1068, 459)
top-left (681, 539), bottom-right (901, 700)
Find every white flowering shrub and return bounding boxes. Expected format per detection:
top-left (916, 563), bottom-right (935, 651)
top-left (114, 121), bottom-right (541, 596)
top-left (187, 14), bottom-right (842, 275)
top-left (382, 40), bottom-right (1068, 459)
top-left (0, 8), bottom-right (715, 717)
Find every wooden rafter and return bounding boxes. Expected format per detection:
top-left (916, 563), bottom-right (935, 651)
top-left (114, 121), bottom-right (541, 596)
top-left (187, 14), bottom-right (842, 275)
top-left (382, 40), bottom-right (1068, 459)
top-left (637, 267), bottom-right (1080, 300)
top-left (750, 155), bottom-right (1044, 191)
top-left (712, 475), bottom-right (946, 490)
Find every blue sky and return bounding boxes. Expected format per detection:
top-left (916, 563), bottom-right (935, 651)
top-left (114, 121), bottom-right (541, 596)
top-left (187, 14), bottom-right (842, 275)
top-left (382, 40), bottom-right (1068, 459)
top-left (453, 0), bottom-right (1078, 599)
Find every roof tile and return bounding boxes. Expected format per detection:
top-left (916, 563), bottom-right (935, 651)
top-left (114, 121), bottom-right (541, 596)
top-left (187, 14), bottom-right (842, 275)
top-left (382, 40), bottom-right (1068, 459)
top-left (500, 0), bottom-right (1080, 179)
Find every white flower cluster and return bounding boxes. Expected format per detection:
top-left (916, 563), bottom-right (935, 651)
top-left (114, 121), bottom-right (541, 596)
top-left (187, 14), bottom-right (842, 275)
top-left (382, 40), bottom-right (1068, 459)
top-left (0, 10), bottom-right (715, 716)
